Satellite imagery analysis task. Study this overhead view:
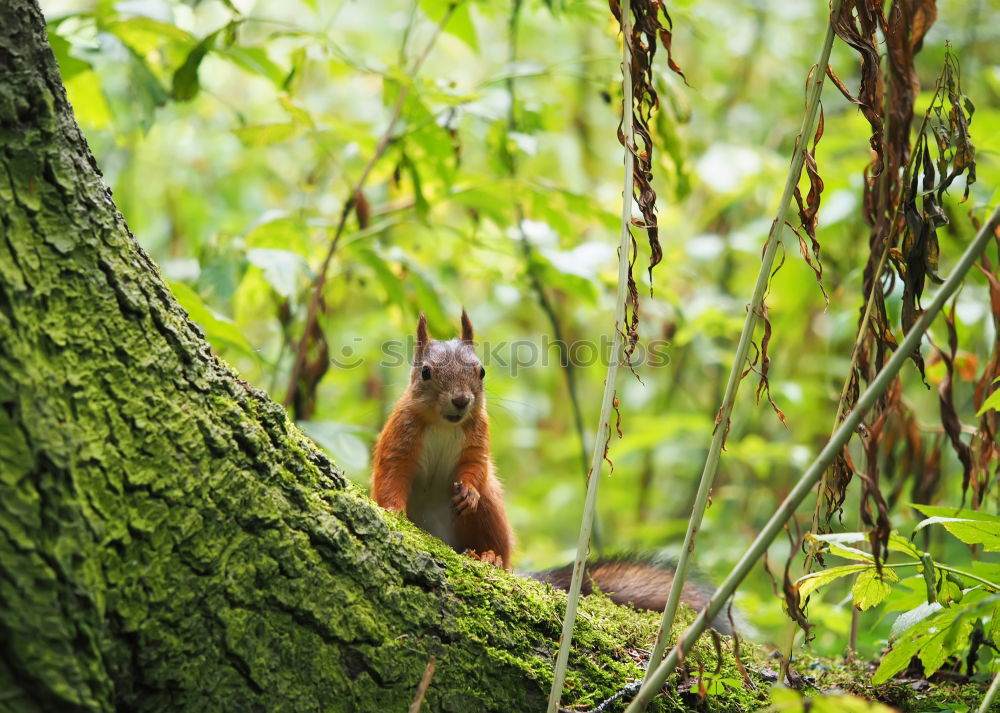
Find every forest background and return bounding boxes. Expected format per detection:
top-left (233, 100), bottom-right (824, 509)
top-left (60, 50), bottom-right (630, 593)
top-left (37, 0), bottom-right (1000, 667)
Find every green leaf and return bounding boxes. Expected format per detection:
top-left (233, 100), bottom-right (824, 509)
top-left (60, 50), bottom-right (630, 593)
top-left (215, 45), bottom-right (287, 86)
top-left (978, 386), bottom-right (1000, 416)
top-left (912, 505), bottom-right (1000, 551)
top-left (528, 251), bottom-right (600, 306)
top-left (354, 247), bottom-right (406, 307)
top-left (398, 152), bottom-right (430, 221)
top-left (795, 564), bottom-right (872, 600)
top-left (890, 601), bottom-right (943, 638)
top-left (233, 123), bottom-right (298, 147)
top-left (852, 567), bottom-right (898, 610)
top-left (172, 29), bottom-right (219, 101)
top-left (168, 281), bottom-right (257, 361)
top-left (47, 30), bottom-right (91, 81)
top-left (874, 602), bottom-right (978, 683)
top-left (245, 248), bottom-right (310, 299)
top-left (103, 17), bottom-right (196, 58)
top-left (297, 421), bottom-right (371, 474)
top-left (419, 0), bottom-right (478, 51)
top-left (64, 70), bottom-right (112, 129)
top-left (888, 532), bottom-right (923, 560)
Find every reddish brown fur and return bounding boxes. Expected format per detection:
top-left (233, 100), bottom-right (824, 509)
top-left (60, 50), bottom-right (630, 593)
top-left (532, 557), bottom-right (733, 635)
top-left (372, 312), bottom-right (513, 567)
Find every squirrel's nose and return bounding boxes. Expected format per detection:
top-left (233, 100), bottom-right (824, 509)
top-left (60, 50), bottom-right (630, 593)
top-left (451, 395), bottom-right (470, 409)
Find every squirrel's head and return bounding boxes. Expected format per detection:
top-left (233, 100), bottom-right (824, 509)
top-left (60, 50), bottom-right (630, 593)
top-left (410, 310), bottom-right (485, 426)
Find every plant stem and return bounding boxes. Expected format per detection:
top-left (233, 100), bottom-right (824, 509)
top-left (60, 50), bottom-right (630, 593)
top-left (978, 670), bottom-right (1000, 713)
top-left (624, 201), bottom-right (1000, 713)
top-left (545, 0), bottom-right (635, 706)
top-left (641, 0), bottom-right (844, 683)
top-left (283, 2), bottom-right (459, 410)
top-left (875, 561), bottom-right (1000, 591)
top-left (505, 0), bottom-right (601, 551)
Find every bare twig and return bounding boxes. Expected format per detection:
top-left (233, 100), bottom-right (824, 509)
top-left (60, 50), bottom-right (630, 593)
top-left (546, 0), bottom-right (637, 707)
top-left (283, 2), bottom-right (460, 410)
top-left (408, 657), bottom-right (437, 713)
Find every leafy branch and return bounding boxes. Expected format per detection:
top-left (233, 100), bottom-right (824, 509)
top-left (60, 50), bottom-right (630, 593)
top-left (282, 2), bottom-right (461, 415)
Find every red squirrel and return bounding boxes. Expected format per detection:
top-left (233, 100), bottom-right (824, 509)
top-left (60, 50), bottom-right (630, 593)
top-left (371, 311), bottom-right (513, 568)
top-left (371, 314), bottom-right (737, 634)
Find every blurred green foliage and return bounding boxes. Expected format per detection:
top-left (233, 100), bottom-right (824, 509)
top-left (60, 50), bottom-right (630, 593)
top-left (40, 0), bottom-right (1000, 664)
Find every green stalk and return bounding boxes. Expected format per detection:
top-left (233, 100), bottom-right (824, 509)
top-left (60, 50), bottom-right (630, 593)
top-left (642, 0), bottom-right (844, 679)
top-left (545, 0), bottom-right (635, 707)
top-left (978, 670), bottom-right (1000, 713)
top-left (625, 201), bottom-right (1000, 713)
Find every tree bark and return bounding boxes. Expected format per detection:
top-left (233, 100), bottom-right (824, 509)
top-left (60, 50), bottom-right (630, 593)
top-left (0, 4), bottom-right (691, 712)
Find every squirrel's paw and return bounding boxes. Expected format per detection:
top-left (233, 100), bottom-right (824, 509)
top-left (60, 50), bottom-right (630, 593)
top-left (451, 481), bottom-right (480, 516)
top-left (463, 548), bottom-right (504, 569)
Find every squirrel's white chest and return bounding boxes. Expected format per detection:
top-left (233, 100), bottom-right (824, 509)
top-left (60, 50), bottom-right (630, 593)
top-left (407, 425), bottom-right (464, 547)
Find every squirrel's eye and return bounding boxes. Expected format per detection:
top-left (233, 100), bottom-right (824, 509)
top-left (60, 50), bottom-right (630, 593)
top-left (479, 366), bottom-right (485, 380)
top-left (421, 365), bottom-right (432, 381)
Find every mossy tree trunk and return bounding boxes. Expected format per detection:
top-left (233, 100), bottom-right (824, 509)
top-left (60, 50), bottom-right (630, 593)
top-left (0, 4), bottom-right (696, 713)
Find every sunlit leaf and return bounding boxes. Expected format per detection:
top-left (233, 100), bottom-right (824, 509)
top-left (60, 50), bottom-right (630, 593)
top-left (246, 248), bottom-right (310, 299)
top-left (978, 386), bottom-right (1000, 416)
top-left (233, 123), bottom-right (298, 147)
top-left (298, 420), bottom-right (372, 473)
top-left (795, 564), bottom-right (871, 600)
top-left (215, 45), bottom-right (288, 86)
top-left (168, 280), bottom-right (257, 361)
top-left (912, 505), bottom-right (1000, 551)
top-left (419, 0), bottom-right (478, 51)
top-left (852, 567), bottom-right (898, 611)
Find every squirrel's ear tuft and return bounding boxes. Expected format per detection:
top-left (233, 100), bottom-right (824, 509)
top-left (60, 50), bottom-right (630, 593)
top-left (416, 313), bottom-right (429, 360)
top-left (416, 313), bottom-right (429, 345)
top-left (460, 309), bottom-right (474, 343)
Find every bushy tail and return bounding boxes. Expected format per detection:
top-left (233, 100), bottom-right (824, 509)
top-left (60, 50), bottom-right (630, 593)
top-left (528, 554), bottom-right (735, 636)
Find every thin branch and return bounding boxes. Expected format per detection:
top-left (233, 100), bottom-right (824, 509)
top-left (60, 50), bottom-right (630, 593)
top-left (545, 0), bottom-right (636, 707)
top-left (504, 0), bottom-right (602, 551)
top-left (978, 668), bottom-right (1000, 713)
top-left (640, 0), bottom-right (844, 688)
top-left (283, 2), bottom-right (460, 410)
top-left (408, 657), bottom-right (437, 713)
top-left (624, 202), bottom-right (1000, 713)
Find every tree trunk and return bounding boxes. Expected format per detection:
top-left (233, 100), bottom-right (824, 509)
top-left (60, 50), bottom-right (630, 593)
top-left (0, 4), bottom-right (693, 712)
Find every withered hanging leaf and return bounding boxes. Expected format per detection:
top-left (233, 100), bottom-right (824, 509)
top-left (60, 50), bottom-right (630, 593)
top-left (291, 294), bottom-right (330, 420)
top-left (752, 303), bottom-right (787, 426)
top-left (782, 528), bottom-right (814, 643)
top-left (792, 76), bottom-right (830, 305)
top-left (937, 303), bottom-right (975, 500)
top-left (608, 0), bottom-right (686, 366)
top-left (971, 230), bottom-right (1000, 507)
top-left (831, 0), bottom-right (885, 178)
top-left (353, 188), bottom-right (370, 229)
top-left (859, 410), bottom-right (892, 572)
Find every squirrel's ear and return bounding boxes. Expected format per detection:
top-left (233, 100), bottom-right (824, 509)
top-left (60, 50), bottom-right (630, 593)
top-left (415, 313), bottom-right (429, 359)
top-left (460, 309), bottom-right (474, 343)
